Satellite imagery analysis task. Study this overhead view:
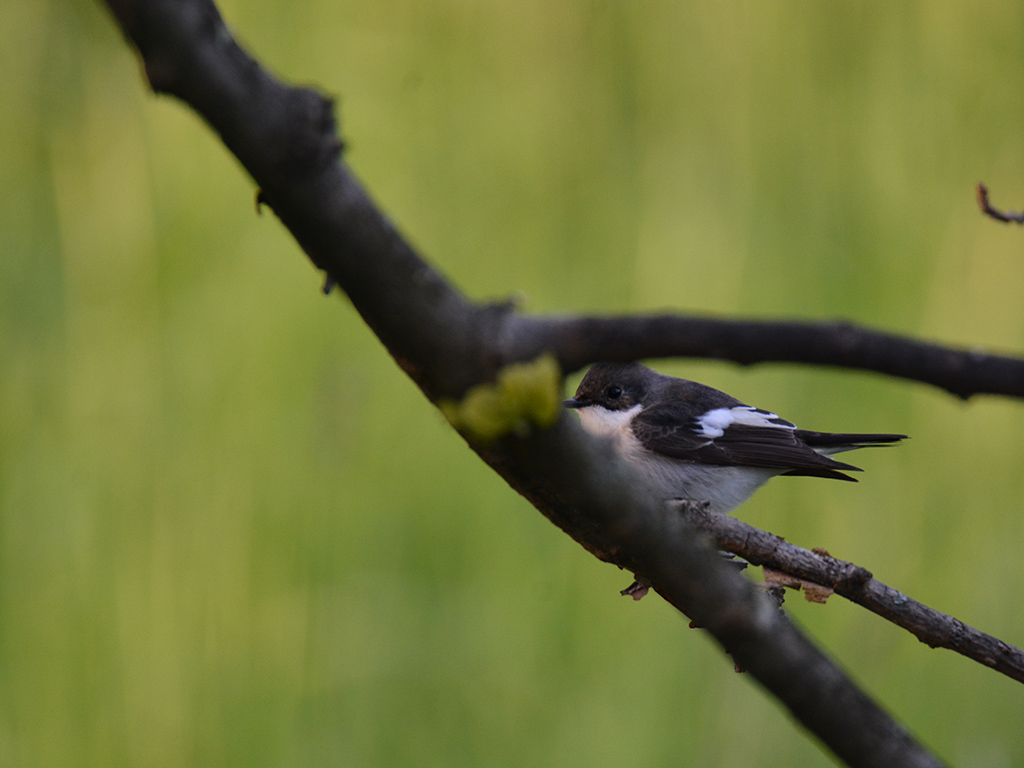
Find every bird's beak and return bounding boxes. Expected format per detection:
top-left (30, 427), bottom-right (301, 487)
top-left (563, 398), bottom-right (585, 409)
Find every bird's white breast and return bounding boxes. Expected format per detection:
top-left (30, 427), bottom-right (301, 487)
top-left (575, 402), bottom-right (780, 513)
top-left (636, 456), bottom-right (778, 514)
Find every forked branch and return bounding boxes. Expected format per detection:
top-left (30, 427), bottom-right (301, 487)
top-left (94, 0), bottom-right (1021, 764)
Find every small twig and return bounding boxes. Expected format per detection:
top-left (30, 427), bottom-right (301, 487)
top-left (678, 501), bottom-right (1024, 684)
top-left (977, 183), bottom-right (1024, 224)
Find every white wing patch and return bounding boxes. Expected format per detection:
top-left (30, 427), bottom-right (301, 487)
top-left (696, 406), bottom-right (796, 438)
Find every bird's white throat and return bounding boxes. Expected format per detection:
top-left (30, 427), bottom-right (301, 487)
top-left (575, 403), bottom-right (644, 439)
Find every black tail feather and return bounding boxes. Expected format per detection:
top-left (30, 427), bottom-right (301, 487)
top-left (781, 467), bottom-right (859, 481)
top-left (795, 431), bottom-right (907, 449)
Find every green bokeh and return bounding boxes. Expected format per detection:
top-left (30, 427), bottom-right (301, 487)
top-left (4, 1), bottom-right (1024, 766)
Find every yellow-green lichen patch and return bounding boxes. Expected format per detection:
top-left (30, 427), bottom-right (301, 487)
top-left (439, 353), bottom-right (562, 442)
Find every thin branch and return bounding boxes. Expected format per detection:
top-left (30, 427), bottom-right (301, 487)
top-left (679, 501), bottom-right (1024, 684)
top-left (510, 314), bottom-right (1024, 401)
top-left (488, 424), bottom-right (945, 768)
top-left (977, 182), bottom-right (1024, 224)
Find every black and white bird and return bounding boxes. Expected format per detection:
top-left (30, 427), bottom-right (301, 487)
top-left (564, 362), bottom-right (906, 514)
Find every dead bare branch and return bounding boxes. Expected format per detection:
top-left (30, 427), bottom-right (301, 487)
top-left (678, 501), bottom-right (1024, 684)
top-left (92, 0), bottom-right (989, 764)
top-left (978, 182), bottom-right (1024, 224)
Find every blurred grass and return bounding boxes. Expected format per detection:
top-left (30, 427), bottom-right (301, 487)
top-left (3, 0), bottom-right (1024, 766)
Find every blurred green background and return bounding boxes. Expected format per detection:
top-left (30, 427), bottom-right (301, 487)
top-left (4, 1), bottom-right (1024, 765)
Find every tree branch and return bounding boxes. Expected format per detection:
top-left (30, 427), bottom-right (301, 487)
top-left (97, 0), bottom-right (966, 764)
top-left (977, 182), bottom-right (1024, 225)
top-left (107, 0), bottom-right (1024, 404)
top-left (479, 424), bottom-right (944, 768)
top-left (511, 314), bottom-right (1024, 401)
top-left (679, 501), bottom-right (1024, 684)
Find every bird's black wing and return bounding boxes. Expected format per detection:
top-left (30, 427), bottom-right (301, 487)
top-left (631, 405), bottom-right (863, 481)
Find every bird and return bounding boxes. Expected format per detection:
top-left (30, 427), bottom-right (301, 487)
top-left (564, 362), bottom-right (906, 514)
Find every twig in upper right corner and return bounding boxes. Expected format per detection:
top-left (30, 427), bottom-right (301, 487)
top-left (977, 183), bottom-right (1024, 224)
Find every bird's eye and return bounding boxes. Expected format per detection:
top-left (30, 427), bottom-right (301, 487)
top-left (606, 385), bottom-right (623, 400)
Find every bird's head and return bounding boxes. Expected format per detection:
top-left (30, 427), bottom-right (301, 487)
top-left (564, 362), bottom-right (652, 413)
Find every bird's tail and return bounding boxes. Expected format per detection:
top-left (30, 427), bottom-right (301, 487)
top-left (795, 431), bottom-right (908, 456)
